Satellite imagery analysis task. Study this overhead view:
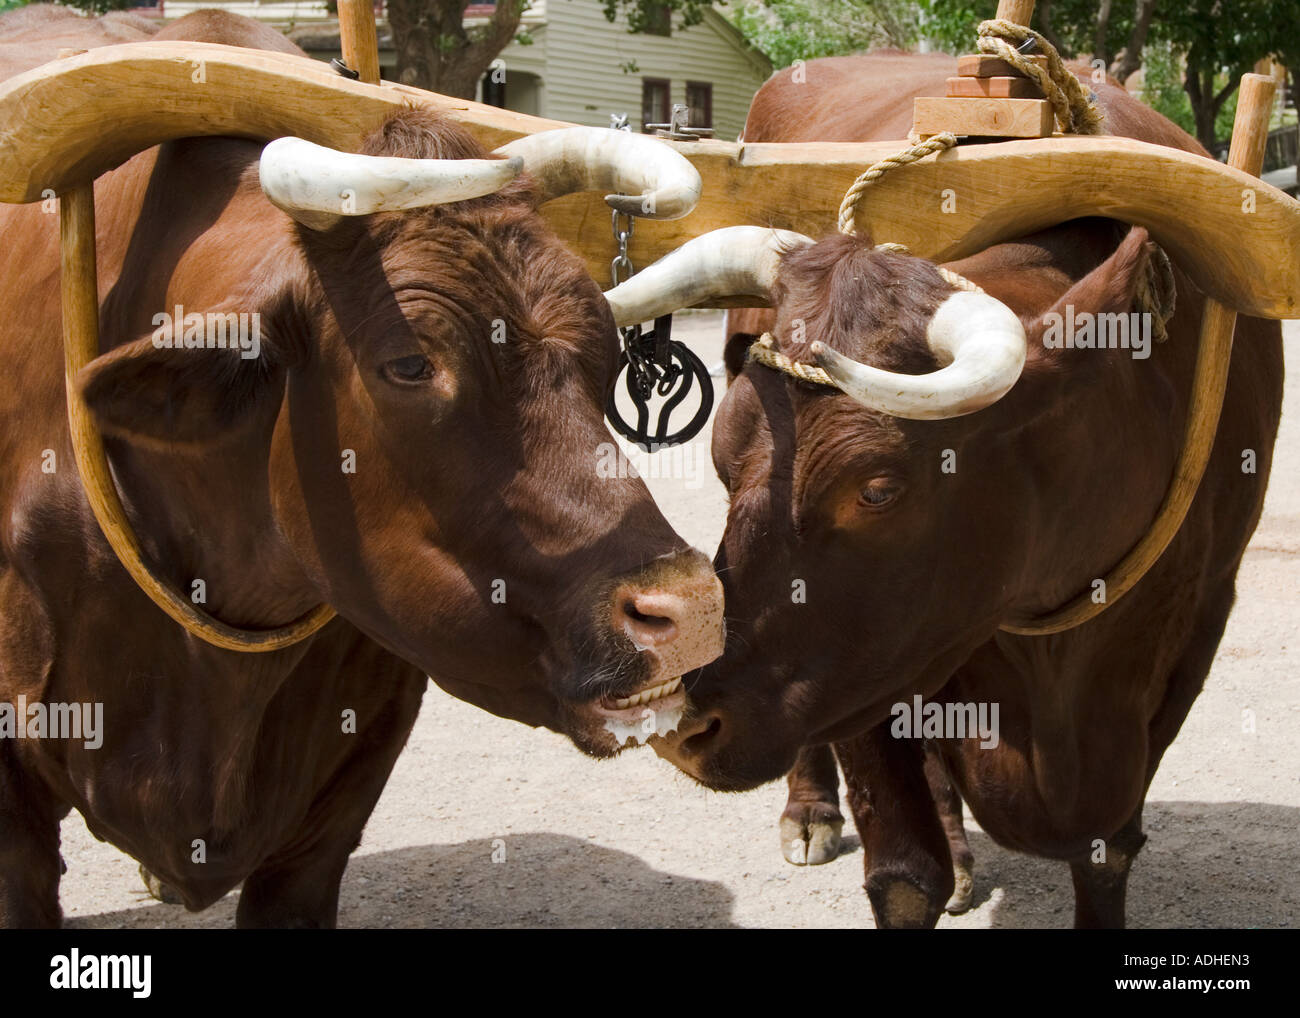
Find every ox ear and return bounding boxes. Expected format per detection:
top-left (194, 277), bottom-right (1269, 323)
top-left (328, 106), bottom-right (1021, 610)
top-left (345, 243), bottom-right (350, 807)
top-left (1014, 226), bottom-right (1155, 403)
top-left (1026, 226), bottom-right (1154, 355)
top-left (77, 325), bottom-right (286, 450)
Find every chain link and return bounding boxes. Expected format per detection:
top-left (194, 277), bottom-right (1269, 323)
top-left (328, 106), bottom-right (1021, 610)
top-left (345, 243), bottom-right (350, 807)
top-left (610, 206), bottom-right (635, 287)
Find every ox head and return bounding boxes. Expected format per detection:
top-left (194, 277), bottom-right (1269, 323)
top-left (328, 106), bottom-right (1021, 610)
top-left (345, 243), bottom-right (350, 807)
top-left (75, 110), bottom-right (722, 757)
top-left (603, 224), bottom-right (1162, 788)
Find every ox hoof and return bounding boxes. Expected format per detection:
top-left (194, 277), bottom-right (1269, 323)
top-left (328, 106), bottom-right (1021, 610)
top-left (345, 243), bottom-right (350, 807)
top-left (944, 862), bottom-right (974, 915)
top-left (138, 864), bottom-right (183, 905)
top-left (866, 876), bottom-right (943, 930)
top-left (779, 814), bottom-right (844, 866)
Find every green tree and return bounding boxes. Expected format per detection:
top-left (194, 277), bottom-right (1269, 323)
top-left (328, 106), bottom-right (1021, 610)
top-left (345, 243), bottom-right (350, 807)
top-left (1161, 0), bottom-right (1298, 150)
top-left (727, 0), bottom-right (920, 66)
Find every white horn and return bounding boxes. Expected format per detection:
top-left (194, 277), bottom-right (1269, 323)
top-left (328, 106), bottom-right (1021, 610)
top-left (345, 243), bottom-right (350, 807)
top-left (494, 126), bottom-right (702, 220)
top-left (811, 290), bottom-right (1027, 420)
top-left (604, 226), bottom-right (813, 326)
top-left (259, 137), bottom-right (524, 231)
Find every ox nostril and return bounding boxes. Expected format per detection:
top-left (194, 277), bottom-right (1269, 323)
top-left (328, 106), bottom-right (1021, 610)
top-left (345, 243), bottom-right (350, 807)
top-left (679, 713), bottom-right (724, 756)
top-left (617, 594), bottom-right (679, 648)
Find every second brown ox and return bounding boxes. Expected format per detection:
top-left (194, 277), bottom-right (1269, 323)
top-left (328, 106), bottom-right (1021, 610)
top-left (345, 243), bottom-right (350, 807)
top-left (611, 53), bottom-right (1283, 928)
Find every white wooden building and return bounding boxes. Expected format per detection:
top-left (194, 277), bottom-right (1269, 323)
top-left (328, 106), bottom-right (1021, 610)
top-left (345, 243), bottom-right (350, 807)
top-left (153, 1), bottom-right (772, 140)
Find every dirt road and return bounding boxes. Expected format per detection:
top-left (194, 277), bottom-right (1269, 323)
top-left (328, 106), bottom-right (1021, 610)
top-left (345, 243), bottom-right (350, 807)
top-left (60, 314), bottom-right (1298, 928)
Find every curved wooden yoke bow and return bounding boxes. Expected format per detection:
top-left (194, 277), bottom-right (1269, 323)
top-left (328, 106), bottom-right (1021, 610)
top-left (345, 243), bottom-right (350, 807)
top-left (1, 42), bottom-right (1298, 315)
top-left (1, 40), bottom-right (1298, 648)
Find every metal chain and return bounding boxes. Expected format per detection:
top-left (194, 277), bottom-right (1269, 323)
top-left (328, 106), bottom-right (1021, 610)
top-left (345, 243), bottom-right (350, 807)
top-left (610, 207), bottom-right (635, 287)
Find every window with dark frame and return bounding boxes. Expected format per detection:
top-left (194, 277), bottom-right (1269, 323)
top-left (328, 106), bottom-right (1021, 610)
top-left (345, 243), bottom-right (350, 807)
top-left (685, 81), bottom-right (713, 130)
top-left (642, 78), bottom-right (671, 133)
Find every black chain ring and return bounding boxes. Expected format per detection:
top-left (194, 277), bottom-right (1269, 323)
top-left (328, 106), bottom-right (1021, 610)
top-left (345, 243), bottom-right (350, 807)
top-left (605, 315), bottom-right (714, 451)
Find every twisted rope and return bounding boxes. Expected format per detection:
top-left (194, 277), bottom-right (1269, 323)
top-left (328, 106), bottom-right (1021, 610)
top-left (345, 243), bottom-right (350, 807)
top-left (747, 333), bottom-right (835, 386)
top-left (837, 133), bottom-right (958, 235)
top-left (1138, 244), bottom-right (1177, 343)
top-left (976, 18), bottom-right (1105, 136)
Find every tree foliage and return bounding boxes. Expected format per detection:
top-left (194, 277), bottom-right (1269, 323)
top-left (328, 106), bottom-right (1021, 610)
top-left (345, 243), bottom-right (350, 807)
top-left (600, 0), bottom-right (717, 34)
top-left (727, 0), bottom-right (919, 66)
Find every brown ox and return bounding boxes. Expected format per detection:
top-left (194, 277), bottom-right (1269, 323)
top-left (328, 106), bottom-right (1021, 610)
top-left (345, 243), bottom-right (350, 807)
top-left (633, 53), bottom-right (1283, 928)
top-left (0, 8), bottom-right (723, 928)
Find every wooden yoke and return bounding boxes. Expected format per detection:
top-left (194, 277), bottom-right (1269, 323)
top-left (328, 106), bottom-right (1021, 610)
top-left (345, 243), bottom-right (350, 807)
top-left (2, 42), bottom-right (1299, 317)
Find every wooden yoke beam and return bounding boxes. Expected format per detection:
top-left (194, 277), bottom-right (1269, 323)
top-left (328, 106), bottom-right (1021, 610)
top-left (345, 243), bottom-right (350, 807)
top-left (3, 42), bottom-right (1299, 319)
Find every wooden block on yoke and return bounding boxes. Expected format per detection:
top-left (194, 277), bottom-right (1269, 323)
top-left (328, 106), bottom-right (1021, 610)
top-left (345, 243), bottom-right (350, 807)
top-left (946, 75), bottom-right (1043, 99)
top-left (955, 53), bottom-right (1047, 78)
top-left (912, 96), bottom-right (1054, 138)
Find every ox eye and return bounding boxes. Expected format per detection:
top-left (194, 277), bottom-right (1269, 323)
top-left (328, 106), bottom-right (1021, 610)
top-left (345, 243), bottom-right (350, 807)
top-left (859, 478), bottom-right (902, 509)
top-left (382, 355), bottom-right (434, 385)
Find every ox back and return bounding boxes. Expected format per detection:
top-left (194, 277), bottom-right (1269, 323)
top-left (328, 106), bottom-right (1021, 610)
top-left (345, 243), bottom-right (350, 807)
top-left (720, 52), bottom-right (1283, 928)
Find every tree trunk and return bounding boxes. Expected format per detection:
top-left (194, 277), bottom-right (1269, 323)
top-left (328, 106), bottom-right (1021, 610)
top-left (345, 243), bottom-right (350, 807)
top-left (1093, 0), bottom-right (1114, 67)
top-left (387, 0), bottom-right (526, 99)
top-left (1110, 0), bottom-right (1157, 85)
top-left (1184, 51), bottom-right (1240, 151)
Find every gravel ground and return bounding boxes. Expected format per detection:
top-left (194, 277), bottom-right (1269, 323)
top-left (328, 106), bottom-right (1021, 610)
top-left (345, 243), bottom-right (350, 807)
top-left (60, 314), bottom-right (1298, 929)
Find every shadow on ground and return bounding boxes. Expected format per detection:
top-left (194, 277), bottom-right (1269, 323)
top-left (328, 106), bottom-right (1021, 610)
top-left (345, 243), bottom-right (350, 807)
top-left (65, 800), bottom-right (1295, 929)
top-left (65, 833), bottom-right (738, 929)
top-left (950, 800), bottom-right (1298, 929)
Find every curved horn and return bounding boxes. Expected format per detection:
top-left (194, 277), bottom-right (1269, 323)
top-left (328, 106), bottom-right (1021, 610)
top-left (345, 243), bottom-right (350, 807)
top-left (811, 291), bottom-right (1027, 420)
top-left (604, 226), bottom-right (813, 326)
top-left (494, 126), bottom-right (702, 220)
top-left (259, 137), bottom-right (524, 230)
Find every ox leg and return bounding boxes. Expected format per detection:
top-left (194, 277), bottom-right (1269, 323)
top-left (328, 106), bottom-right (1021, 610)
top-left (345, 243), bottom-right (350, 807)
top-left (923, 744), bottom-right (975, 914)
top-left (779, 744), bottom-right (844, 865)
top-left (0, 759), bottom-right (63, 928)
top-left (835, 725), bottom-right (953, 929)
top-left (236, 760), bottom-right (403, 929)
top-left (236, 679), bottom-right (424, 929)
top-left (1069, 808), bottom-right (1147, 929)
top-left (1067, 578), bottom-right (1233, 930)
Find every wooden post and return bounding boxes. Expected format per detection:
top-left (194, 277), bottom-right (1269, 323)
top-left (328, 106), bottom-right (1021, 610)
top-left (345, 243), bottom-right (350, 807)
top-left (995, 0), bottom-right (1035, 24)
top-left (338, 0), bottom-right (381, 85)
top-left (1003, 73), bottom-right (1278, 636)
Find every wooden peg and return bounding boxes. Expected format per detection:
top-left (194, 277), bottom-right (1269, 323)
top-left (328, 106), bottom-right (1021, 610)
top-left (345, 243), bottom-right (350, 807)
top-left (338, 0), bottom-right (381, 85)
top-left (996, 0), bottom-right (1036, 25)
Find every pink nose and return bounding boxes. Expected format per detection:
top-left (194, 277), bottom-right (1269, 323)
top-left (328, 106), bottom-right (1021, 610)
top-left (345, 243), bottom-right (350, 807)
top-left (609, 568), bottom-right (726, 676)
top-left (614, 592), bottom-right (682, 649)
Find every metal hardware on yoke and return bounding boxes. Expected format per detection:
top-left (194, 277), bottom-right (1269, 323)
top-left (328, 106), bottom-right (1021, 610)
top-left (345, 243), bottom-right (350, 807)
top-left (604, 188), bottom-right (714, 449)
top-left (610, 206), bottom-right (634, 287)
top-left (329, 57), bottom-right (361, 80)
top-left (647, 103), bottom-right (715, 142)
top-left (606, 315), bottom-right (714, 450)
